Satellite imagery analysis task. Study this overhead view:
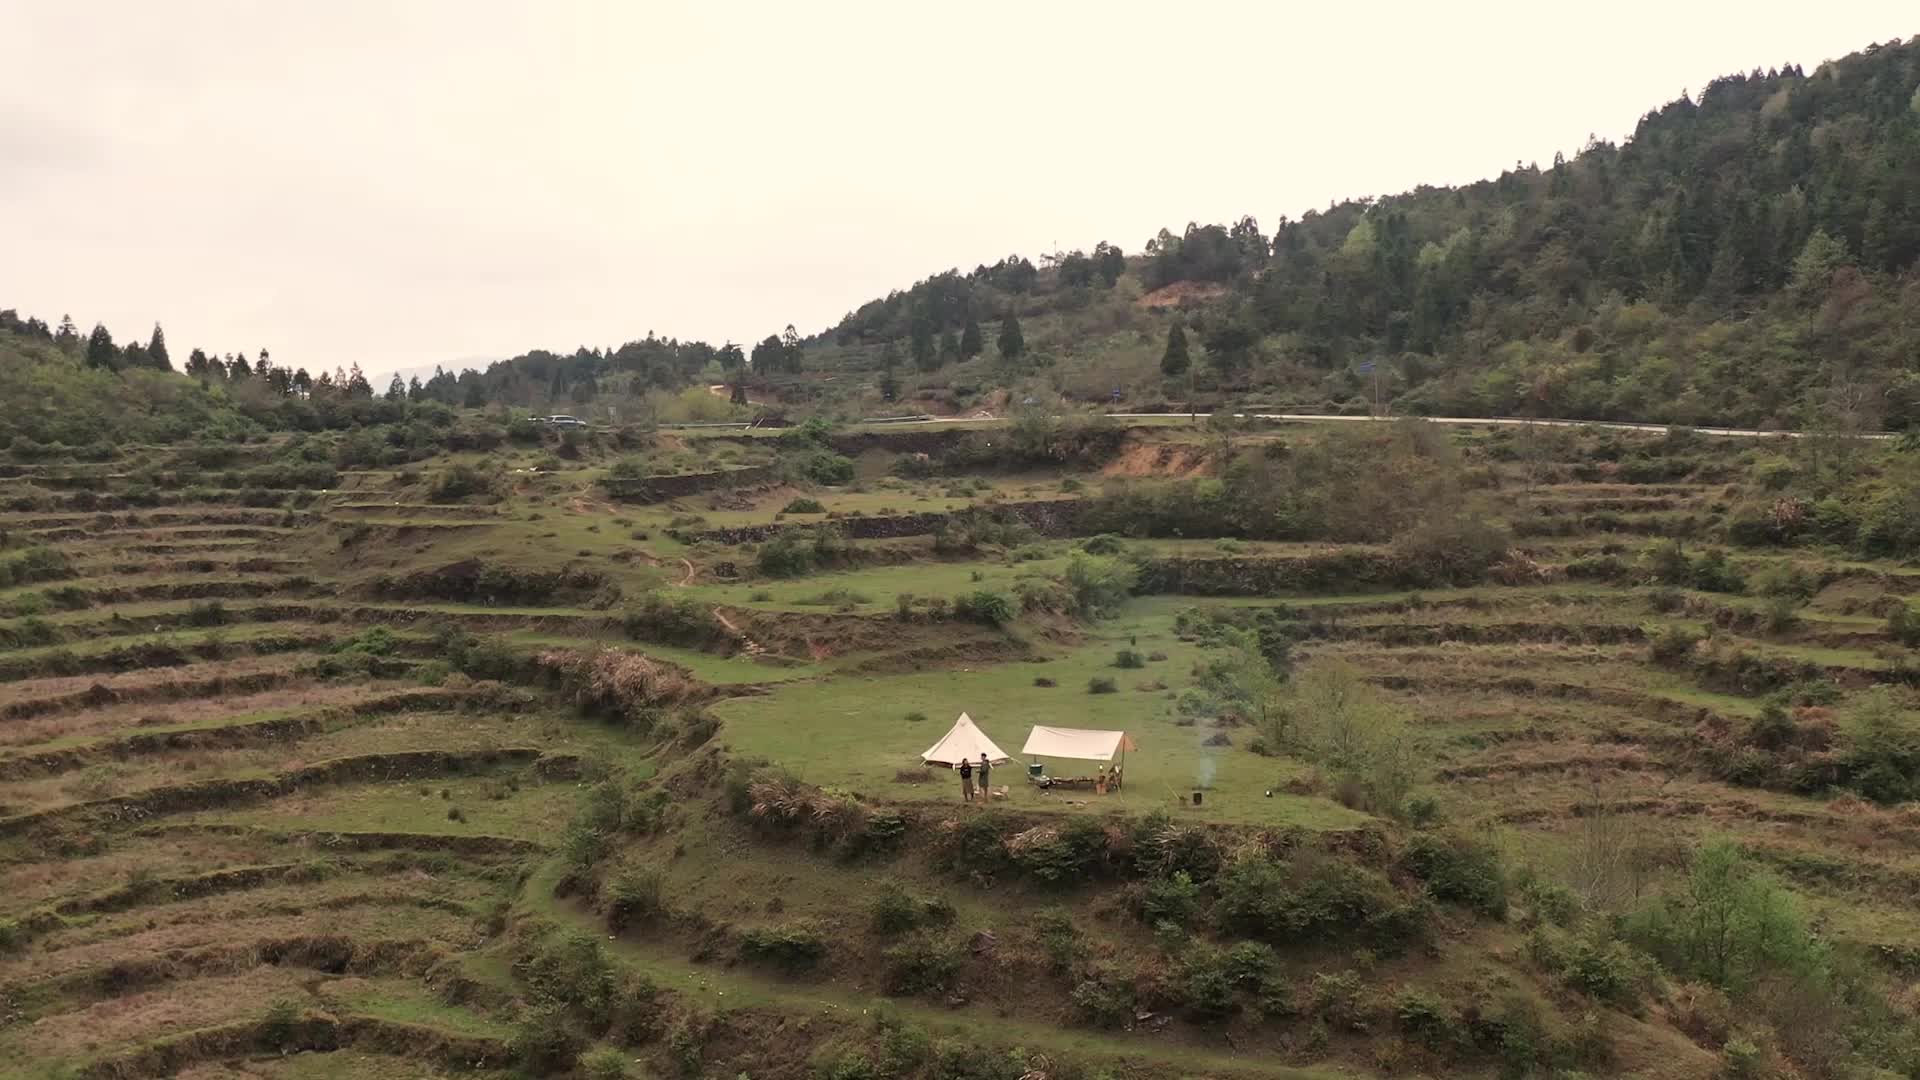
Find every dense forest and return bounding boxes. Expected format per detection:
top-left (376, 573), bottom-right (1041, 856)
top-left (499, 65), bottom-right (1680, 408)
top-left (7, 36), bottom-right (1920, 432)
top-left (820, 37), bottom-right (1920, 429)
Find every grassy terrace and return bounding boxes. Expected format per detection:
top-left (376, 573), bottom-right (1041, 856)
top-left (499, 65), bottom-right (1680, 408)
top-left (4, 418), bottom-right (1920, 1079)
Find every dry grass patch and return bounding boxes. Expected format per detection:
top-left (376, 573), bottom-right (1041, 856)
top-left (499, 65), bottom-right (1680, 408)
top-left (0, 966), bottom-right (315, 1063)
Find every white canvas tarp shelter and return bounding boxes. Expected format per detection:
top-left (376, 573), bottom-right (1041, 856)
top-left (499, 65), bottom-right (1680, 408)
top-left (1021, 726), bottom-right (1136, 763)
top-left (921, 712), bottom-right (1013, 768)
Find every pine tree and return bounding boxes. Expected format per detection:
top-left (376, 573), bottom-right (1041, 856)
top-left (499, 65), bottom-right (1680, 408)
top-left (54, 315), bottom-right (78, 352)
top-left (940, 328), bottom-right (958, 359)
top-left (146, 324), bottom-right (171, 370)
top-left (781, 324), bottom-right (802, 374)
top-left (879, 341), bottom-right (900, 403)
top-left (959, 315), bottom-right (983, 359)
top-left (186, 348), bottom-right (212, 378)
top-left (407, 376), bottom-right (424, 400)
top-left (911, 317), bottom-right (937, 372)
top-left (1161, 322), bottom-right (1190, 377)
top-left (386, 375), bottom-right (407, 401)
top-left (85, 324), bottom-right (118, 370)
top-left (997, 314), bottom-right (1025, 363)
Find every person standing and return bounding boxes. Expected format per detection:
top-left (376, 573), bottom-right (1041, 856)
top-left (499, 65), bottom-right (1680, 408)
top-left (977, 753), bottom-right (992, 801)
top-left (959, 758), bottom-right (974, 802)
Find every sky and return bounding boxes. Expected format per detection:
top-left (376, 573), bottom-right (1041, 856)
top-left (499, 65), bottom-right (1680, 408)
top-left (2, 2), bottom-right (1915, 381)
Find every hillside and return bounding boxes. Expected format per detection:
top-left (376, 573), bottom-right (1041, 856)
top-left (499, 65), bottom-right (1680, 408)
top-left (4, 329), bottom-right (1920, 1077)
top-left (8, 32), bottom-right (1920, 1080)
top-left (761, 37), bottom-right (1920, 430)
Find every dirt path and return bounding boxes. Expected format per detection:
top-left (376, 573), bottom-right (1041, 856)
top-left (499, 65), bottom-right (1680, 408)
top-left (710, 607), bottom-right (765, 657)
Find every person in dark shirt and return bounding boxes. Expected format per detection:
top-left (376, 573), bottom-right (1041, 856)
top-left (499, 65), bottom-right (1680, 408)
top-left (977, 753), bottom-right (992, 800)
top-left (959, 758), bottom-right (974, 801)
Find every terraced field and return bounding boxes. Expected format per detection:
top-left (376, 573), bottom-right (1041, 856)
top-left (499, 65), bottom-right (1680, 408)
top-left (3, 420), bottom-right (1918, 1078)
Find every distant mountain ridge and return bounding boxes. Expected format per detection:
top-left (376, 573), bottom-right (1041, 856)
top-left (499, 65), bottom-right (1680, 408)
top-left (791, 36), bottom-right (1920, 430)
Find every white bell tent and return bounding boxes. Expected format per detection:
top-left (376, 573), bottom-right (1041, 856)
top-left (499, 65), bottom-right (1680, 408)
top-left (920, 712), bottom-right (1013, 769)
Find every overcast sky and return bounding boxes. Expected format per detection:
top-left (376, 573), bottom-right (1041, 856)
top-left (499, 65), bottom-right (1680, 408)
top-left (3, 2), bottom-right (1913, 380)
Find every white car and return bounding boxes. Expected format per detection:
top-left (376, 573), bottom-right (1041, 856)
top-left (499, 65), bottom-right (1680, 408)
top-left (544, 415), bottom-right (587, 428)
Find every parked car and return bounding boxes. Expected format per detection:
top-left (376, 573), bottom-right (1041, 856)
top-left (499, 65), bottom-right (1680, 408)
top-left (544, 415), bottom-right (587, 428)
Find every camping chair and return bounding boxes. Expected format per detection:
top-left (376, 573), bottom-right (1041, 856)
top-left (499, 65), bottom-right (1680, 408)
top-left (1107, 764), bottom-right (1123, 792)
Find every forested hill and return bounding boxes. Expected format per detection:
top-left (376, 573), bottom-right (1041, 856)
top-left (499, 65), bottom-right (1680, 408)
top-left (808, 36), bottom-right (1920, 429)
top-left (8, 37), bottom-right (1919, 432)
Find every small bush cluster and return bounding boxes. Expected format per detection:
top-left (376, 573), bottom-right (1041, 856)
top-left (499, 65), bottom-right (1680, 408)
top-left (620, 591), bottom-right (728, 649)
top-left (881, 936), bottom-right (963, 996)
top-left (737, 924), bottom-right (827, 973)
top-left (1216, 851), bottom-right (1429, 948)
top-left (870, 884), bottom-right (957, 936)
top-left (1400, 831), bottom-right (1509, 918)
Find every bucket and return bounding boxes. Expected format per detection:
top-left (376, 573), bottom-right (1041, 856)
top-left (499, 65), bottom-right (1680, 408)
top-left (1027, 762), bottom-right (1044, 779)
top-left (1191, 791), bottom-right (1204, 806)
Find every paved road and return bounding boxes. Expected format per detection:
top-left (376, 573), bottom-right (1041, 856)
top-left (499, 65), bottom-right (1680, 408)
top-left (664, 410), bottom-right (1897, 440)
top-left (911, 412), bottom-right (1897, 440)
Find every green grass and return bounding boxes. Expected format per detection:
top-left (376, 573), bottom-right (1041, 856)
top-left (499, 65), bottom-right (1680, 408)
top-left (522, 859), bottom-right (1344, 1080)
top-left (323, 978), bottom-right (514, 1038)
top-left (503, 631), bottom-right (823, 684)
top-left (714, 607), bottom-right (1366, 829)
top-left (687, 557), bottom-right (1074, 613)
top-left (183, 775), bottom-right (586, 840)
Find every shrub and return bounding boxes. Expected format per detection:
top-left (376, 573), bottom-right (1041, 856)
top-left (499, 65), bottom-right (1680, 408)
top-left (1032, 909), bottom-right (1078, 976)
top-left (1390, 515), bottom-right (1511, 585)
top-left (756, 531), bottom-right (815, 577)
top-left (260, 998), bottom-right (301, 1048)
top-left (1647, 624), bottom-right (1703, 665)
top-left (1393, 989), bottom-right (1462, 1052)
top-left (870, 885), bottom-right (957, 936)
top-left (904, 710), bottom-right (928, 723)
top-left (605, 861), bottom-right (665, 931)
top-left (1887, 601), bottom-right (1920, 647)
top-left (1112, 648), bottom-right (1145, 669)
top-left (1007, 818), bottom-right (1111, 885)
top-left (1064, 554), bottom-right (1137, 617)
top-left (1401, 832), bottom-right (1509, 918)
top-left (881, 937), bottom-right (962, 996)
top-left (1751, 563), bottom-right (1816, 600)
top-left (783, 497), bottom-right (826, 514)
top-left (1138, 870), bottom-right (1201, 927)
top-left (605, 455), bottom-right (651, 481)
top-left (1070, 972), bottom-right (1134, 1028)
top-left (1087, 676), bottom-right (1118, 694)
top-left (511, 1004), bottom-right (583, 1076)
top-left (621, 592), bottom-right (726, 648)
top-left (1033, 676), bottom-right (1056, 687)
top-left (1180, 947), bottom-right (1238, 1019)
top-left (1224, 941), bottom-right (1280, 992)
top-left (737, 924), bottom-right (827, 974)
top-left (1309, 970), bottom-right (1368, 1029)
top-left (952, 590), bottom-right (1014, 626)
top-left (1842, 687), bottom-right (1920, 803)
top-left (1217, 852), bottom-right (1427, 947)
top-left (580, 1046), bottom-right (638, 1080)
top-left (429, 462), bottom-right (499, 501)
top-left (1623, 841), bottom-right (1823, 996)
top-left (791, 449), bottom-right (854, 486)
top-left (185, 600), bottom-right (228, 627)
